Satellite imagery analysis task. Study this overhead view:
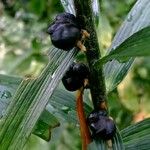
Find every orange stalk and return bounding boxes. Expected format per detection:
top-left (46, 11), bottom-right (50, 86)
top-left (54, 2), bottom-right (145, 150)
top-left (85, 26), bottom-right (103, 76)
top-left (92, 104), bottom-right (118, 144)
top-left (76, 88), bottom-right (92, 150)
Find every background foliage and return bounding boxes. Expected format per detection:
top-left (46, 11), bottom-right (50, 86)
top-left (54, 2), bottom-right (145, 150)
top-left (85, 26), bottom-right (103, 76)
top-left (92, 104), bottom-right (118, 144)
top-left (1, 0), bottom-right (150, 149)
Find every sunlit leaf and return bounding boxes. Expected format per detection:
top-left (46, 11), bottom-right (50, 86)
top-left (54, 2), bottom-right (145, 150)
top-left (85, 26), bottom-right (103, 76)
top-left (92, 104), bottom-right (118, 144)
top-left (103, 0), bottom-right (150, 93)
top-left (98, 14), bottom-right (113, 52)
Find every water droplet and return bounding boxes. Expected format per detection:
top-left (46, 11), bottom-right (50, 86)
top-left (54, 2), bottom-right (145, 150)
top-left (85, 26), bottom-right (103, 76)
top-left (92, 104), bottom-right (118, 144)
top-left (61, 106), bottom-right (70, 113)
top-left (1, 90), bottom-right (12, 99)
top-left (51, 72), bottom-right (56, 79)
top-left (49, 87), bottom-right (54, 94)
top-left (1, 109), bottom-right (6, 117)
top-left (111, 45), bottom-right (117, 50)
top-left (127, 14), bottom-right (133, 22)
top-left (61, 0), bottom-right (68, 6)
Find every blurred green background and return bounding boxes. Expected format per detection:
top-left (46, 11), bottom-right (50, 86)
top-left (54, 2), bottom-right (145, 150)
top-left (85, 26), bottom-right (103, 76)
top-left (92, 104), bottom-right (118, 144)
top-left (1, 0), bottom-right (150, 150)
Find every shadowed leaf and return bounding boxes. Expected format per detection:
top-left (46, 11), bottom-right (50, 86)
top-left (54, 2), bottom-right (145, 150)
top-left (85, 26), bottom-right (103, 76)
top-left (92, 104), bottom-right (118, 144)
top-left (103, 0), bottom-right (150, 93)
top-left (121, 118), bottom-right (150, 150)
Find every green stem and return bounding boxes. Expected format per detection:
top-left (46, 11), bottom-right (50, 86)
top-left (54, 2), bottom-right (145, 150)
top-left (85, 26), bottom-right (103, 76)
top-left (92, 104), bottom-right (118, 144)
top-left (73, 0), bottom-right (107, 110)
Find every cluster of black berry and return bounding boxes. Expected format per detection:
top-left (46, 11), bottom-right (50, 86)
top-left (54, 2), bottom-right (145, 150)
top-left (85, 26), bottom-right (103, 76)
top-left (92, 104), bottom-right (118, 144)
top-left (48, 12), bottom-right (116, 141)
top-left (62, 61), bottom-right (116, 140)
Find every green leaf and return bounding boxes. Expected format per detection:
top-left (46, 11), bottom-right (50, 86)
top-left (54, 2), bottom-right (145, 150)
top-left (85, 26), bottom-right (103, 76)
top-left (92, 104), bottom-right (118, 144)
top-left (103, 0), bottom-right (150, 93)
top-left (0, 48), bottom-right (78, 149)
top-left (121, 118), bottom-right (150, 150)
top-left (0, 74), bottom-right (60, 141)
top-left (0, 75), bottom-right (22, 118)
top-left (0, 74), bottom-right (92, 141)
top-left (96, 26), bottom-right (150, 65)
top-left (33, 109), bottom-right (60, 141)
top-left (49, 85), bottom-right (92, 124)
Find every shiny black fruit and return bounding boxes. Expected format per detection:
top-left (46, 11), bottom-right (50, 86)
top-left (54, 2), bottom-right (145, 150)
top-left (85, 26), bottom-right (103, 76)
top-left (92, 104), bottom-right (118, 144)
top-left (87, 110), bottom-right (116, 140)
top-left (47, 12), bottom-right (81, 50)
top-left (62, 62), bottom-right (89, 91)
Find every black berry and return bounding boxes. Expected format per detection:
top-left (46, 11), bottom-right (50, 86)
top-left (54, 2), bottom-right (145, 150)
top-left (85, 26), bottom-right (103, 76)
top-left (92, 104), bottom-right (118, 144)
top-left (47, 12), bottom-right (81, 50)
top-left (87, 110), bottom-right (116, 140)
top-left (62, 62), bottom-right (89, 91)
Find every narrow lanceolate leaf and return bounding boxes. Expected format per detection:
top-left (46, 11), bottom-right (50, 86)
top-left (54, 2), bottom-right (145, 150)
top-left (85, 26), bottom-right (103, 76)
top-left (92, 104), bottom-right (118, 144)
top-left (0, 74), bottom-right (59, 141)
top-left (103, 0), bottom-right (150, 93)
top-left (0, 48), bottom-right (78, 149)
top-left (95, 26), bottom-right (150, 65)
top-left (121, 118), bottom-right (150, 150)
top-left (88, 128), bottom-right (125, 150)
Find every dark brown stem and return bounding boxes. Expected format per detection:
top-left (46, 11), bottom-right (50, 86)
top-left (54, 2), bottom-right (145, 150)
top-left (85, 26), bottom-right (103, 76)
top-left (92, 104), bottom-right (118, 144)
top-left (73, 0), bottom-right (107, 110)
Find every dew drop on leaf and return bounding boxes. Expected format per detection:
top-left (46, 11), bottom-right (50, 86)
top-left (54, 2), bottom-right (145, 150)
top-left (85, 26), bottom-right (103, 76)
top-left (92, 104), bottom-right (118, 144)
top-left (60, 0), bottom-right (68, 6)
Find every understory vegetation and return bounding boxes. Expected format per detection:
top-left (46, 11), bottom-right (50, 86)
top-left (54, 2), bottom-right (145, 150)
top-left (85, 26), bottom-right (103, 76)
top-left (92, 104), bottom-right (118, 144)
top-left (0, 0), bottom-right (150, 150)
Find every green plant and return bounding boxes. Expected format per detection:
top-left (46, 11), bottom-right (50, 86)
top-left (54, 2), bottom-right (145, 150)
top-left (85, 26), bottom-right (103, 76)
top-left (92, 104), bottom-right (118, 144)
top-left (0, 0), bottom-right (150, 150)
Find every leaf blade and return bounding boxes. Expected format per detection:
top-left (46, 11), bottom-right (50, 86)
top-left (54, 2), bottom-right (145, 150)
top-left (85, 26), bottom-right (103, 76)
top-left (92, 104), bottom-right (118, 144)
top-left (121, 118), bottom-right (150, 150)
top-left (0, 47), bottom-right (78, 149)
top-left (103, 0), bottom-right (150, 92)
top-left (96, 26), bottom-right (150, 64)
top-left (88, 128), bottom-right (125, 150)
